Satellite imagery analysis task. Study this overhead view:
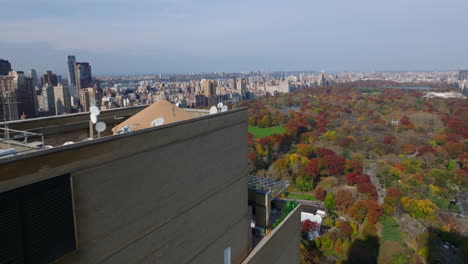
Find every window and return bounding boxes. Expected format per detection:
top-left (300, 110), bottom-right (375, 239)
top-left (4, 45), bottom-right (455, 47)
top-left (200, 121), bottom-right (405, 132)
top-left (0, 174), bottom-right (76, 264)
top-left (224, 247), bottom-right (231, 264)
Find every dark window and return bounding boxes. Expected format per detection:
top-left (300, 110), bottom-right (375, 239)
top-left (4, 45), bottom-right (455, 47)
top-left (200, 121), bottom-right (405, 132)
top-left (0, 174), bottom-right (76, 264)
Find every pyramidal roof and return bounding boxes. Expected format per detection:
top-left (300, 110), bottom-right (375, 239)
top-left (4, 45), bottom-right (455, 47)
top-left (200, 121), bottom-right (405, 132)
top-left (112, 100), bottom-right (193, 133)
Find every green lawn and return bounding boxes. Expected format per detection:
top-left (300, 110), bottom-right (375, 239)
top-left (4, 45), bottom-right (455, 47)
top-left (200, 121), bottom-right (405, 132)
top-left (286, 192), bottom-right (317, 201)
top-left (248, 126), bottom-right (286, 138)
top-left (381, 216), bottom-right (403, 242)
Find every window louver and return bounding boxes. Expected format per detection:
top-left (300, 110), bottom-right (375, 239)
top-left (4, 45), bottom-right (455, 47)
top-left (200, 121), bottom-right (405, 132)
top-left (0, 175), bottom-right (76, 264)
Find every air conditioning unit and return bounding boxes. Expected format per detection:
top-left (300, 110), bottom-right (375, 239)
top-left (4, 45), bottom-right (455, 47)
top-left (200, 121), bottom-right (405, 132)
top-left (254, 227), bottom-right (265, 237)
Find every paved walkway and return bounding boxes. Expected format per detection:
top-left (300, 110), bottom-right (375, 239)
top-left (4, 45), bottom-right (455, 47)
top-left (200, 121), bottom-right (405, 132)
top-left (365, 163), bottom-right (386, 204)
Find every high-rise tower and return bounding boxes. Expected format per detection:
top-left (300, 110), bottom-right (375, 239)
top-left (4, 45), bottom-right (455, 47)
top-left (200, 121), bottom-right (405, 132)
top-left (74, 62), bottom-right (93, 90)
top-left (0, 59), bottom-right (12, 76)
top-left (40, 71), bottom-right (58, 86)
top-left (67, 55), bottom-right (77, 96)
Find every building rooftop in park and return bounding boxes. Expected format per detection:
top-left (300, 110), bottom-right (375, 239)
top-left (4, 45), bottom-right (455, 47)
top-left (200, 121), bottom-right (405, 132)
top-left (0, 102), bottom-right (300, 264)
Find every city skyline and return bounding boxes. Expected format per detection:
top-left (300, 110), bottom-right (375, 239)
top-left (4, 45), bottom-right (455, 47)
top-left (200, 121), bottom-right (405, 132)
top-left (1, 0), bottom-right (468, 74)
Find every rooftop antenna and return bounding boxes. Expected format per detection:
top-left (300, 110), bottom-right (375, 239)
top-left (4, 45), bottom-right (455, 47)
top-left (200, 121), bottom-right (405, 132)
top-left (89, 105), bottom-right (100, 138)
top-left (95, 122), bottom-right (106, 138)
top-left (209, 106), bottom-right (217, 115)
top-left (150, 117), bottom-right (165, 127)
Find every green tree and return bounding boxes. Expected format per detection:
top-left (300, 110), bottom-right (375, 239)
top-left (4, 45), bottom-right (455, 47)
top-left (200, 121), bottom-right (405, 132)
top-left (324, 192), bottom-right (336, 211)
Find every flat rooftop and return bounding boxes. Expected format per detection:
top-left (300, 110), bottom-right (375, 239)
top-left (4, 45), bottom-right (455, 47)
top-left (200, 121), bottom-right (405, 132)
top-left (0, 102), bottom-right (238, 162)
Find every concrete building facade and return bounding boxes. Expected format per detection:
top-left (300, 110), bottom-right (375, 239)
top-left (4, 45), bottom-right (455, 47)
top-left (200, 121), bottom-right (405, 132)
top-left (0, 107), bottom-right (301, 264)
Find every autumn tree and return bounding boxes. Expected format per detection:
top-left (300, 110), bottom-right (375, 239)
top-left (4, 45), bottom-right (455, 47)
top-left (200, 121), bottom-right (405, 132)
top-left (314, 186), bottom-right (326, 201)
top-left (357, 183), bottom-right (378, 199)
top-left (334, 189), bottom-right (355, 210)
top-left (336, 221), bottom-right (353, 239)
top-left (401, 197), bottom-right (437, 219)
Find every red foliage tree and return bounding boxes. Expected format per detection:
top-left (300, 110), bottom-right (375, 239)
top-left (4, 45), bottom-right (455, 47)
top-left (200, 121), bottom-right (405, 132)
top-left (400, 116), bottom-right (414, 128)
top-left (443, 141), bottom-right (464, 158)
top-left (417, 145), bottom-right (436, 156)
top-left (383, 135), bottom-right (397, 145)
top-left (314, 186), bottom-right (326, 201)
top-left (305, 158), bottom-right (320, 178)
top-left (301, 219), bottom-right (320, 233)
top-left (346, 160), bottom-right (363, 174)
top-left (357, 183), bottom-right (378, 199)
top-left (459, 153), bottom-right (468, 168)
top-left (322, 154), bottom-right (346, 175)
top-left (355, 174), bottom-right (371, 185)
top-left (337, 221), bottom-right (353, 239)
top-left (345, 172), bottom-right (359, 185)
top-left (316, 148), bottom-right (336, 157)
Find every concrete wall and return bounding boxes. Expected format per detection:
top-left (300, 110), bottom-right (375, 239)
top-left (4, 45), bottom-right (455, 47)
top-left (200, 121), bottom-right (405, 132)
top-left (241, 205), bottom-right (301, 264)
top-left (0, 109), bottom-right (250, 264)
top-left (0, 105), bottom-right (208, 146)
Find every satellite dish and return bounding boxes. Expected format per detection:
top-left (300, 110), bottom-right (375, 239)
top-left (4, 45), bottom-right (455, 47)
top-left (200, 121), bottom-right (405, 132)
top-left (176, 102), bottom-right (180, 107)
top-left (221, 105), bottom-right (228, 112)
top-left (209, 106), bottom-right (218, 114)
top-left (217, 102), bottom-right (224, 109)
top-left (95, 122), bottom-right (107, 132)
top-left (150, 117), bottom-right (165, 127)
top-left (90, 113), bottom-right (98, 124)
top-left (90, 105), bottom-right (100, 115)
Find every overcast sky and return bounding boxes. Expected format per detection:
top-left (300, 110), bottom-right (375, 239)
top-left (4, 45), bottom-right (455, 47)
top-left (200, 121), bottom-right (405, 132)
top-left (1, 0), bottom-right (467, 75)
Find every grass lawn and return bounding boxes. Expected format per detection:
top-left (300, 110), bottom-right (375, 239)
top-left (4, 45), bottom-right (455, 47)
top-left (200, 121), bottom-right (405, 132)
top-left (378, 241), bottom-right (406, 264)
top-left (286, 192), bottom-right (317, 201)
top-left (381, 216), bottom-right (403, 242)
top-left (248, 126), bottom-right (286, 138)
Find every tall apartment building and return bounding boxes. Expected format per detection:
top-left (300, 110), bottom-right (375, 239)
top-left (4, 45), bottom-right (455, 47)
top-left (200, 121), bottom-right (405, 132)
top-left (0, 59), bottom-right (12, 76)
top-left (0, 75), bottom-right (19, 121)
top-left (74, 62), bottom-right (93, 90)
top-left (78, 87), bottom-right (102, 112)
top-left (0, 71), bottom-right (37, 120)
top-left (237, 78), bottom-right (248, 99)
top-left (41, 84), bottom-right (55, 114)
top-left (29, 69), bottom-right (38, 88)
top-left (67, 56), bottom-right (77, 96)
top-left (9, 71), bottom-right (37, 118)
top-left (41, 70), bottom-right (58, 86)
top-left (204, 79), bottom-right (217, 106)
top-left (54, 84), bottom-right (72, 115)
top-left (459, 70), bottom-right (468, 81)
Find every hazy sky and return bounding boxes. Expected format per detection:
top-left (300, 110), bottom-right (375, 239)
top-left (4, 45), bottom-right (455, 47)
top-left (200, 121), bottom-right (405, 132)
top-left (1, 0), bottom-right (467, 74)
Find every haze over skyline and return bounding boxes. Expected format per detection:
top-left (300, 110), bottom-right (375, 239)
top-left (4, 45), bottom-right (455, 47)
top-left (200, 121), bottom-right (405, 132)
top-left (1, 0), bottom-right (468, 74)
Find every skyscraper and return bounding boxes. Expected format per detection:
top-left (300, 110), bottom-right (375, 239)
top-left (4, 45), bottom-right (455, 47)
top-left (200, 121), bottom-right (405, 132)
top-left (67, 55), bottom-right (77, 96)
top-left (0, 71), bottom-right (37, 120)
top-left (41, 84), bottom-right (55, 114)
top-left (75, 62), bottom-right (93, 90)
top-left (0, 59), bottom-right (12, 76)
top-left (29, 69), bottom-right (38, 88)
top-left (10, 71), bottom-right (37, 119)
top-left (40, 70), bottom-right (58, 86)
top-left (53, 84), bottom-right (71, 115)
top-left (204, 80), bottom-right (217, 106)
top-left (459, 70), bottom-right (468, 81)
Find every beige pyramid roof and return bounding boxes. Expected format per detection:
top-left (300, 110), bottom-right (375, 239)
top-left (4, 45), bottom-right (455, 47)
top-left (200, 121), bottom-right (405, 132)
top-left (112, 100), bottom-right (193, 133)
